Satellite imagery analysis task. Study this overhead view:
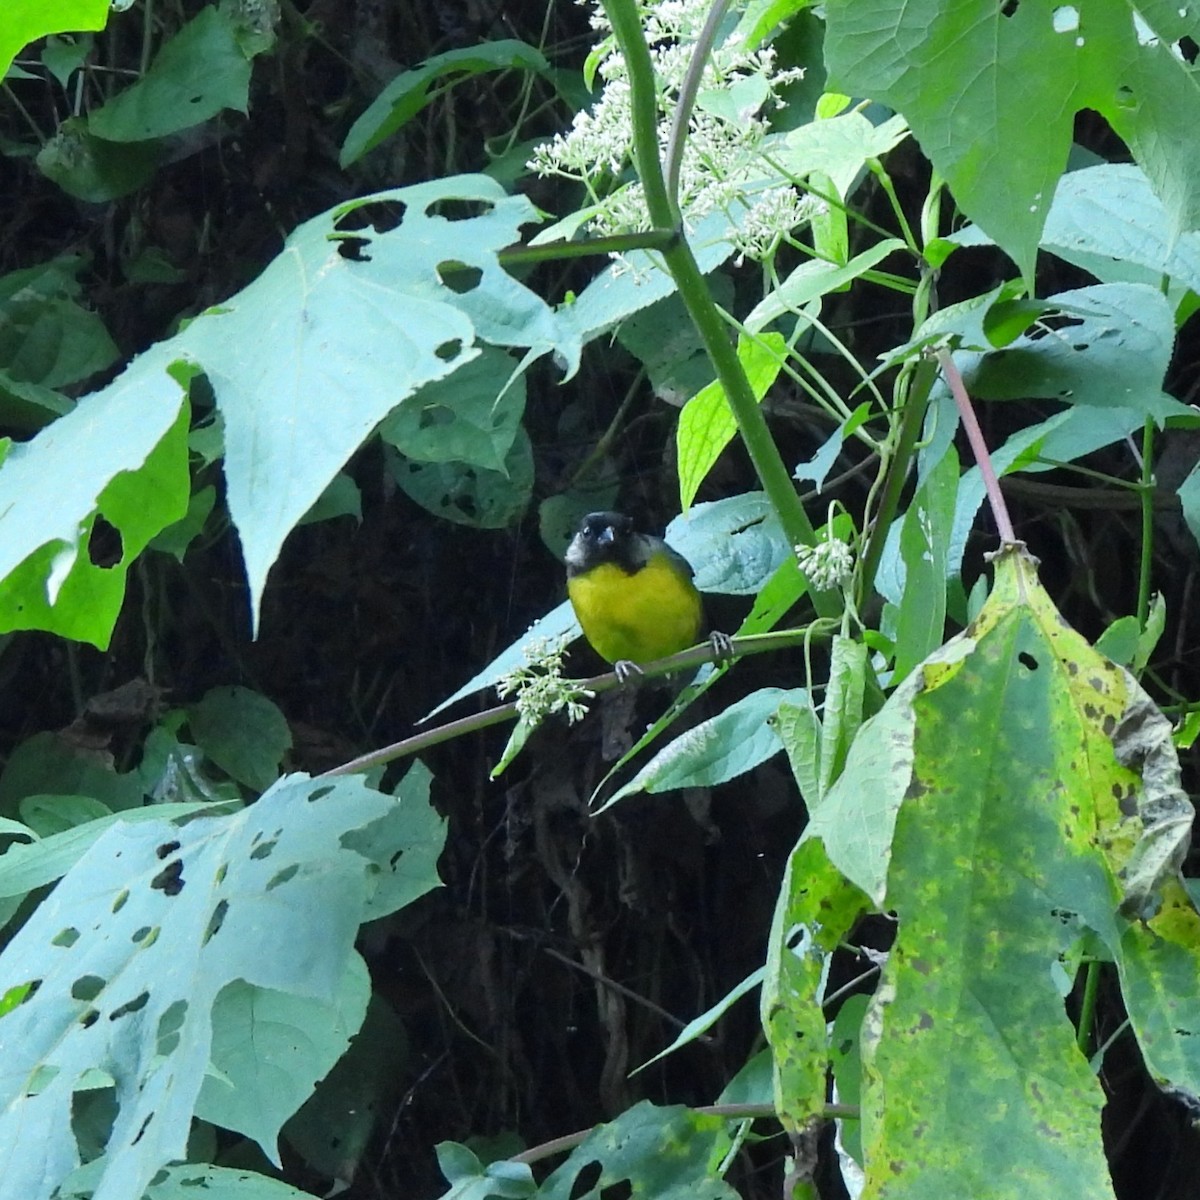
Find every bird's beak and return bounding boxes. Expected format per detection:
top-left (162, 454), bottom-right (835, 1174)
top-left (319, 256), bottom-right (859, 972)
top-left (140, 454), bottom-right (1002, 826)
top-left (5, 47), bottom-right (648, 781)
top-left (598, 524), bottom-right (615, 546)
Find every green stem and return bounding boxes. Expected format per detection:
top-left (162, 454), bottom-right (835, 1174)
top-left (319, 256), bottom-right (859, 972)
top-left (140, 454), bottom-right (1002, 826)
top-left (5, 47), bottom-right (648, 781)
top-left (869, 158), bottom-right (918, 255)
top-left (856, 357), bottom-right (936, 607)
top-left (140, 0), bottom-right (155, 76)
top-left (319, 629), bottom-right (820, 779)
top-left (601, 0), bottom-right (838, 615)
top-left (664, 0), bottom-right (731, 206)
top-left (1137, 418), bottom-right (1154, 627)
top-left (499, 227), bottom-right (679, 267)
top-left (1076, 959), bottom-right (1101, 1056)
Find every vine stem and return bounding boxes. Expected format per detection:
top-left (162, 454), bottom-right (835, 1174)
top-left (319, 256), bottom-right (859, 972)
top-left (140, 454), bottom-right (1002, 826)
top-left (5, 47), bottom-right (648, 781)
top-left (935, 347), bottom-right (1016, 544)
top-left (317, 630), bottom-right (816, 778)
top-left (509, 1102), bottom-right (860, 1167)
top-left (600, 0), bottom-right (840, 616)
top-left (663, 0), bottom-right (731, 206)
top-left (1136, 417), bottom-right (1155, 626)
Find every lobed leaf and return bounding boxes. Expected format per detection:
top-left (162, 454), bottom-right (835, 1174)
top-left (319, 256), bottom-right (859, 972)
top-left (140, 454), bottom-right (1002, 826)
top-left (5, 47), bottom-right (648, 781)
top-left (0, 769), bottom-right (445, 1200)
top-left (825, 0), bottom-right (1200, 279)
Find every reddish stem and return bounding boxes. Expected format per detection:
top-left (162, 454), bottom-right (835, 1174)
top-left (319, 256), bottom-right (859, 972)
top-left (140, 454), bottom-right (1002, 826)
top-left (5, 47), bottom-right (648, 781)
top-left (935, 347), bottom-right (1016, 544)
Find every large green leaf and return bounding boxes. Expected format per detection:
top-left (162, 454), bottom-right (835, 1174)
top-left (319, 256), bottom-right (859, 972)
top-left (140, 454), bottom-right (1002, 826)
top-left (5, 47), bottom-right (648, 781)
top-left (0, 0), bottom-right (109, 80)
top-left (963, 283), bottom-right (1189, 422)
top-left (955, 163), bottom-right (1200, 309)
top-left (37, 176), bottom-right (575, 636)
top-left (0, 769), bottom-right (445, 1200)
top-left (0, 353), bottom-right (192, 647)
top-left (88, 7), bottom-right (251, 142)
top-left (825, 0), bottom-right (1200, 279)
top-left (194, 957), bottom-right (371, 1161)
top-left (803, 546), bottom-right (1195, 1198)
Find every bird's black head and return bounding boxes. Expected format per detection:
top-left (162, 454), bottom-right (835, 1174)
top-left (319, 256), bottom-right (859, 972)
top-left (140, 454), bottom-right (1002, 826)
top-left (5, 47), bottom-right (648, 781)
top-left (565, 511), bottom-right (638, 575)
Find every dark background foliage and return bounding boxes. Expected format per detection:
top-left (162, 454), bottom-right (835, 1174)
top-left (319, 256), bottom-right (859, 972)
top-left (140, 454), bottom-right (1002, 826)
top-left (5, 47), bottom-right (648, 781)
top-left (2, 2), bottom-right (1198, 1196)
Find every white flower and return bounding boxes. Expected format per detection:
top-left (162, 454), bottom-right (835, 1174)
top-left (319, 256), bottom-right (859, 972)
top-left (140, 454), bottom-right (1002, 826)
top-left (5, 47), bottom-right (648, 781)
top-left (529, 0), bottom-right (808, 262)
top-left (495, 635), bottom-right (594, 725)
top-left (795, 536), bottom-right (855, 591)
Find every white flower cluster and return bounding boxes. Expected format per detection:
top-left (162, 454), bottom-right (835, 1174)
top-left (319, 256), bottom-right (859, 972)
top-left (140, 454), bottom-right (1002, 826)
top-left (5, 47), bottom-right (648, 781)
top-left (529, 0), bottom-right (808, 262)
top-left (495, 635), bottom-right (594, 725)
top-left (795, 536), bottom-right (855, 591)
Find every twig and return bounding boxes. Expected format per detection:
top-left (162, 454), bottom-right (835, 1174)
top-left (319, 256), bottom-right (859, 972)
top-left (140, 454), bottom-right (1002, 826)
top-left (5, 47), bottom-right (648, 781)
top-left (935, 347), bottom-right (1015, 544)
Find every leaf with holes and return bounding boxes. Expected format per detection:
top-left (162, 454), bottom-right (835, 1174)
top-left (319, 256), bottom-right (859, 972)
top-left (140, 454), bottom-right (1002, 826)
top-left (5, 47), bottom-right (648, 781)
top-left (0, 769), bottom-right (445, 1200)
top-left (537, 1101), bottom-right (739, 1200)
top-left (0, 351), bottom-right (192, 647)
top-left (50, 175), bottom-right (576, 633)
top-left (825, 0), bottom-right (1200, 279)
top-left (958, 283), bottom-right (1193, 423)
top-left (954, 163), bottom-right (1200, 313)
top-left (797, 545), bottom-right (1195, 1198)
top-left (193, 955), bottom-right (371, 1158)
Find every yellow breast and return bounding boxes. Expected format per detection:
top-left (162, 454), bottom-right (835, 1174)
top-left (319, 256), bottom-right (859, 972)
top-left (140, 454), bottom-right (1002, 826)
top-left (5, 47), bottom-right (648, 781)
top-left (567, 552), bottom-right (703, 665)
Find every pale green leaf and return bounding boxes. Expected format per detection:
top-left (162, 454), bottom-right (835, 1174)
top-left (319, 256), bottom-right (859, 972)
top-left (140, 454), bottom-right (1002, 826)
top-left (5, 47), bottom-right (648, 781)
top-left (195, 956), bottom-right (371, 1162)
top-left (666, 493), bottom-right (790, 595)
top-left (745, 239), bottom-right (906, 332)
top-left (1179, 458), bottom-right (1200, 553)
top-left (0, 770), bottom-right (442, 1200)
top-left (599, 687), bottom-right (802, 809)
top-left (636, 967), bottom-right (765, 1073)
top-left (422, 598), bottom-right (580, 721)
top-left (774, 111), bottom-right (909, 200)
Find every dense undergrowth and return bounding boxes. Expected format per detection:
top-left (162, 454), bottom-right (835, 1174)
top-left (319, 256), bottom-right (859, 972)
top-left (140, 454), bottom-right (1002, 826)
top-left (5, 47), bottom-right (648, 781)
top-left (1, 2), bottom-right (1199, 1198)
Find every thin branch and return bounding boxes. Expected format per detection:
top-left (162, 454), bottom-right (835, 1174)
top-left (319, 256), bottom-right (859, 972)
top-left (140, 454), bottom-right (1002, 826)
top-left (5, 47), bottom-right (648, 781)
top-left (510, 1102), bottom-right (860, 1167)
top-left (317, 630), bottom-right (815, 779)
top-left (935, 346), bottom-right (1015, 544)
top-left (664, 0), bottom-right (732, 207)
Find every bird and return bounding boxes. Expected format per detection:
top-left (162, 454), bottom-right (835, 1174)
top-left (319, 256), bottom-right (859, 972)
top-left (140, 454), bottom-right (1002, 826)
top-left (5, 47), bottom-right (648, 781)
top-left (565, 511), bottom-right (719, 682)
